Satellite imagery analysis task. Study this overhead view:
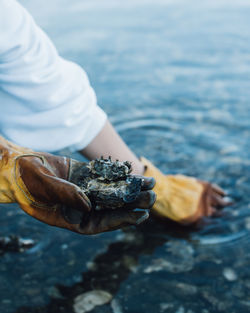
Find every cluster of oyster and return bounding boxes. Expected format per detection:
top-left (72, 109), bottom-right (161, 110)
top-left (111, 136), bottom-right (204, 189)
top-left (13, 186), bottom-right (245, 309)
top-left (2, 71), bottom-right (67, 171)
top-left (78, 157), bottom-right (142, 210)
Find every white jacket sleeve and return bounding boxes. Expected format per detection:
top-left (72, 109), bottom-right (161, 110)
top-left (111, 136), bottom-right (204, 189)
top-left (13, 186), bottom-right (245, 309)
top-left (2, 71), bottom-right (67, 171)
top-left (0, 0), bottom-right (107, 152)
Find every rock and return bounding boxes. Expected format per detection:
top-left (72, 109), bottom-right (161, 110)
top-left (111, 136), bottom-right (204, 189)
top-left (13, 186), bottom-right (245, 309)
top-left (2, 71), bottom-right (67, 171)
top-left (223, 268), bottom-right (238, 281)
top-left (175, 306), bottom-right (185, 313)
top-left (163, 240), bottom-right (194, 273)
top-left (121, 255), bottom-right (138, 272)
top-left (47, 286), bottom-right (64, 299)
top-left (111, 299), bottom-right (123, 313)
top-left (202, 291), bottom-right (228, 311)
top-left (1, 299), bottom-right (11, 304)
top-left (86, 261), bottom-right (97, 271)
top-left (245, 217), bottom-right (250, 230)
top-left (160, 303), bottom-right (173, 312)
top-left (0, 235), bottom-right (35, 254)
top-left (144, 258), bottom-right (191, 273)
top-left (73, 290), bottom-right (112, 313)
top-left (175, 283), bottom-right (198, 295)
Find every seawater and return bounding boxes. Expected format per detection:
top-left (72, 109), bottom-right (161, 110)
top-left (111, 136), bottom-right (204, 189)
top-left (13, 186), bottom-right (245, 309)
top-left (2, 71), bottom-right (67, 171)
top-left (0, 0), bottom-right (250, 312)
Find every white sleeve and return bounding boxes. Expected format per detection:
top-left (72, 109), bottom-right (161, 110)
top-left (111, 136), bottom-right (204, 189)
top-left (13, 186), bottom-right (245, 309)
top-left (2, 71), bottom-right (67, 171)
top-left (0, 0), bottom-right (107, 152)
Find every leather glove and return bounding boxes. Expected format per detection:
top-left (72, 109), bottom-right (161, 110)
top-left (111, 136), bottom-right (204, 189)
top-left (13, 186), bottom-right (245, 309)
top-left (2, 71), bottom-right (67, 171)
top-left (141, 157), bottom-right (229, 225)
top-left (0, 136), bottom-right (156, 234)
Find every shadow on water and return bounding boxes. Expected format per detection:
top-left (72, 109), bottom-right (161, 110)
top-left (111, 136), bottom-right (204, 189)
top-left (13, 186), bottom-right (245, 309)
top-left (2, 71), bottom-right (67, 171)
top-left (13, 214), bottom-right (250, 313)
top-left (13, 220), bottom-right (192, 313)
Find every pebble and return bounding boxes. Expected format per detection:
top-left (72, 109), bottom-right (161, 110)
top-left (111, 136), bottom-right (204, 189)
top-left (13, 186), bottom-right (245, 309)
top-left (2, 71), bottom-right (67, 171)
top-left (175, 306), bottom-right (185, 313)
top-left (61, 244), bottom-right (68, 250)
top-left (111, 298), bottom-right (123, 313)
top-left (47, 286), bottom-right (64, 299)
top-left (175, 283), bottom-right (198, 295)
top-left (86, 261), bottom-right (97, 271)
top-left (202, 291), bottom-right (228, 311)
top-left (122, 255), bottom-right (138, 272)
top-left (2, 299), bottom-right (11, 304)
top-left (73, 290), bottom-right (112, 313)
top-left (144, 255), bottom-right (193, 274)
top-left (160, 303), bottom-right (173, 311)
top-left (245, 217), bottom-right (250, 230)
top-left (223, 268), bottom-right (238, 281)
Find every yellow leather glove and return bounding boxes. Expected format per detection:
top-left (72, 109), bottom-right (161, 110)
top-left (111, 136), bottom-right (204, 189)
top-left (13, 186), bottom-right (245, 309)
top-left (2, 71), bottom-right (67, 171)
top-left (141, 157), bottom-right (229, 224)
top-left (0, 136), bottom-right (92, 232)
top-left (0, 136), bottom-right (156, 234)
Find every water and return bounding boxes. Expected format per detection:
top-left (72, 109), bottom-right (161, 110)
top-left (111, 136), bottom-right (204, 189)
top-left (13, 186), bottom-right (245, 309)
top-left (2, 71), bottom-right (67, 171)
top-left (1, 0), bottom-right (250, 312)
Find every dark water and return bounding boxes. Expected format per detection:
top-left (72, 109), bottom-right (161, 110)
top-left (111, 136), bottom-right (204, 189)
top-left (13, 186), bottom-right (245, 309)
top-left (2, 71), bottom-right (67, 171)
top-left (1, 0), bottom-right (250, 312)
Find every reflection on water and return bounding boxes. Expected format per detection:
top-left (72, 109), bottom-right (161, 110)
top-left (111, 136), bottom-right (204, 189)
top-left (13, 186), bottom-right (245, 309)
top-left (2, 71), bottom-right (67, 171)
top-left (1, 0), bottom-right (250, 312)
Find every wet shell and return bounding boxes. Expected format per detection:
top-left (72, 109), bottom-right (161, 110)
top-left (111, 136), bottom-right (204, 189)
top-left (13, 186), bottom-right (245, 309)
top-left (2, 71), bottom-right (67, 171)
top-left (87, 156), bottom-right (132, 181)
top-left (81, 157), bottom-right (142, 210)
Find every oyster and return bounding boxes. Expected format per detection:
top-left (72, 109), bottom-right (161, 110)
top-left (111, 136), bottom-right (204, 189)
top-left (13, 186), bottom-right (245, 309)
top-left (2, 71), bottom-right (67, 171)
top-left (87, 156), bottom-right (132, 181)
top-left (77, 157), bottom-right (142, 210)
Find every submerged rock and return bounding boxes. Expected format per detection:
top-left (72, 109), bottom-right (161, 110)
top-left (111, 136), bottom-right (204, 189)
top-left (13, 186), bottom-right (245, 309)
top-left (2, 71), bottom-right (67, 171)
top-left (175, 306), bottom-right (185, 313)
top-left (223, 268), bottom-right (238, 281)
top-left (73, 290), bottom-right (112, 313)
top-left (111, 298), bottom-right (123, 313)
top-left (144, 240), bottom-right (195, 274)
top-left (0, 235), bottom-right (35, 254)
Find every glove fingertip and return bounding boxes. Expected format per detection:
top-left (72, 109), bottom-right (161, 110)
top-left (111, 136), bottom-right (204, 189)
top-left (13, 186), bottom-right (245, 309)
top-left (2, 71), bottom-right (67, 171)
top-left (141, 177), bottom-right (156, 190)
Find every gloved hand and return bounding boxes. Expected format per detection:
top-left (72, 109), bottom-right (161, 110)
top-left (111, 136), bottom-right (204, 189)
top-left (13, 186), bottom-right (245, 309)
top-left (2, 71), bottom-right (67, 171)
top-left (141, 157), bottom-right (230, 225)
top-left (0, 136), bottom-right (155, 234)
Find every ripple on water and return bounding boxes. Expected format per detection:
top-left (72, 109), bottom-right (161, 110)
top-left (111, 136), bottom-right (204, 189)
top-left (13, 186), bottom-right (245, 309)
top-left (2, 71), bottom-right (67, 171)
top-left (112, 106), bottom-right (250, 249)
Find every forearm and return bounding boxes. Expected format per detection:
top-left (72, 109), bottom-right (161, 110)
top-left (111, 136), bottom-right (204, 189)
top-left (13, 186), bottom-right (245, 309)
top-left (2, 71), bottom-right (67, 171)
top-left (80, 120), bottom-right (145, 175)
top-left (0, 0), bottom-right (106, 152)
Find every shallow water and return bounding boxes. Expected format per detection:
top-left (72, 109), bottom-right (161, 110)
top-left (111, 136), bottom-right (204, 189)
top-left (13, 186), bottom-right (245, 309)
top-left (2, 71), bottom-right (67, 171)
top-left (1, 0), bottom-right (250, 312)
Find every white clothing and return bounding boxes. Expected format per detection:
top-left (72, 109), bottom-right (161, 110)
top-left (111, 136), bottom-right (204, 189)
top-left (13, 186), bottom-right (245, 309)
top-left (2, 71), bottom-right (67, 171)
top-left (0, 0), bottom-right (107, 152)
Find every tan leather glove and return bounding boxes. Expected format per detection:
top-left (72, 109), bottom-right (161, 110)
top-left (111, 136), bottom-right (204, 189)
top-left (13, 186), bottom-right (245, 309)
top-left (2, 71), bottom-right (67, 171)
top-left (141, 157), bottom-right (229, 225)
top-left (0, 136), bottom-right (155, 234)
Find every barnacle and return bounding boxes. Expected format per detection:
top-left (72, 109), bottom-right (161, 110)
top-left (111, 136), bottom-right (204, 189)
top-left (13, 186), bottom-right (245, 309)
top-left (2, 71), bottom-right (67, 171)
top-left (87, 156), bottom-right (132, 181)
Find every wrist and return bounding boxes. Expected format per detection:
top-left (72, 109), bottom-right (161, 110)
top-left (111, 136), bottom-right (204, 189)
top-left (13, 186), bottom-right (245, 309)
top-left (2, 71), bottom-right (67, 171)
top-left (131, 161), bottom-right (145, 176)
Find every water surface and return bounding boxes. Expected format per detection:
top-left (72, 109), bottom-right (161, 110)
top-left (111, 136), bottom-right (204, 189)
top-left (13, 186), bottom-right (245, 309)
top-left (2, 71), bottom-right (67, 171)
top-left (1, 0), bottom-right (250, 312)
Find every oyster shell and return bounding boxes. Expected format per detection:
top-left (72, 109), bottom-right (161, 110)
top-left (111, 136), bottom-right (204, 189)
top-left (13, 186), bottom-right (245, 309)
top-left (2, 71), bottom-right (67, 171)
top-left (78, 157), bottom-right (142, 210)
top-left (87, 156), bottom-right (132, 181)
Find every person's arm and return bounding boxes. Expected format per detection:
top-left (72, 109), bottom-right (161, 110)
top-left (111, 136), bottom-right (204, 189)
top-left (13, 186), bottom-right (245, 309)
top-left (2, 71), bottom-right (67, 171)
top-left (0, 1), bottom-right (156, 234)
top-left (80, 120), bottom-right (145, 175)
top-left (0, 1), bottom-right (229, 227)
top-left (0, 0), bottom-right (106, 152)
top-left (80, 120), bottom-right (230, 225)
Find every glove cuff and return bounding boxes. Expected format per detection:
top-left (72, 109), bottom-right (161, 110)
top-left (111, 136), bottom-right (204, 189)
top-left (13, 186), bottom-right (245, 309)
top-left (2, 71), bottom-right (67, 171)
top-left (141, 157), bottom-right (204, 223)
